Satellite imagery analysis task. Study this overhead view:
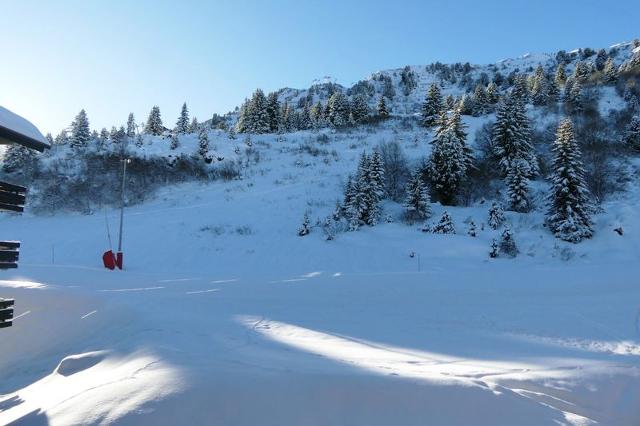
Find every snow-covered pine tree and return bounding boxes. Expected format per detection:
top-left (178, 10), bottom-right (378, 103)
top-left (249, 89), bottom-right (271, 133)
top-left (70, 109), bottom-right (91, 149)
top-left (198, 127), bottom-right (209, 159)
top-left (342, 174), bottom-right (356, 216)
top-left (546, 119), bottom-right (593, 243)
top-left (486, 82), bottom-right (500, 104)
top-left (498, 227), bottom-right (518, 257)
top-left (488, 202), bottom-right (505, 229)
top-left (145, 106), bottom-right (164, 136)
top-left (2, 143), bottom-right (36, 174)
top-left (404, 169), bottom-right (431, 223)
top-left (489, 238), bottom-right (498, 258)
top-left (506, 159), bottom-right (532, 212)
top-left (603, 58), bottom-right (618, 83)
top-left (126, 113), bottom-right (136, 138)
top-left (531, 65), bottom-right (548, 106)
top-left (189, 117), bottom-right (199, 134)
top-left (512, 75), bottom-right (529, 103)
top-left (492, 94), bottom-right (538, 177)
top-left (377, 96), bottom-right (389, 119)
top-left (573, 61), bottom-right (590, 83)
top-left (328, 92), bottom-right (350, 127)
top-left (368, 150), bottom-right (385, 200)
top-left (595, 48), bottom-right (608, 71)
top-left (426, 106), bottom-right (472, 205)
top-left (310, 101), bottom-right (325, 128)
top-left (351, 95), bottom-right (370, 124)
top-left (431, 211), bottom-right (455, 234)
top-left (421, 83), bottom-right (443, 127)
top-left (170, 133), bottom-right (179, 150)
top-left (467, 220), bottom-right (477, 237)
top-left (624, 115), bottom-right (640, 150)
top-left (564, 79), bottom-right (583, 114)
top-left (175, 102), bottom-right (190, 134)
top-left (266, 92), bottom-right (282, 132)
top-left (458, 94), bottom-right (474, 115)
top-left (555, 63), bottom-right (567, 87)
top-left (298, 213), bottom-right (311, 236)
top-left (472, 84), bottom-right (488, 116)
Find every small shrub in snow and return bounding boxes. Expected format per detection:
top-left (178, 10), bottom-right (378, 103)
top-left (489, 239), bottom-right (499, 258)
top-left (322, 216), bottom-right (337, 240)
top-left (467, 220), bottom-right (477, 237)
top-left (431, 211), bottom-right (456, 234)
top-left (498, 227), bottom-right (518, 258)
top-left (298, 213), bottom-right (311, 236)
top-left (488, 202), bottom-right (505, 230)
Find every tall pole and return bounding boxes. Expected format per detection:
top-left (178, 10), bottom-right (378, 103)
top-left (116, 158), bottom-right (128, 269)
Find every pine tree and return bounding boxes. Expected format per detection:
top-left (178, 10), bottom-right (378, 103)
top-left (368, 150), bottom-right (385, 200)
top-left (126, 113), bottom-right (136, 137)
top-left (467, 220), bottom-right (477, 237)
top-left (624, 115), bottom-right (640, 150)
top-left (573, 61), bottom-right (590, 83)
top-left (506, 159), bottom-right (532, 212)
top-left (547, 77), bottom-right (560, 103)
top-left (555, 63), bottom-right (567, 87)
top-left (603, 58), bottom-right (618, 83)
top-left (546, 119), bottom-right (593, 243)
top-left (404, 170), bottom-right (431, 223)
top-left (489, 239), bottom-right (498, 258)
top-left (488, 202), bottom-right (505, 230)
top-left (512, 75), bottom-right (529, 103)
top-left (175, 102), bottom-right (190, 134)
top-left (342, 174), bottom-right (356, 216)
top-left (2, 143), bottom-right (35, 173)
top-left (421, 83), bottom-right (443, 127)
top-left (266, 92), bottom-right (282, 132)
top-left (498, 227), bottom-right (518, 257)
top-left (531, 65), bottom-right (548, 106)
top-left (486, 82), bottom-right (500, 104)
top-left (351, 95), bottom-right (370, 124)
top-left (492, 94), bottom-right (538, 177)
top-left (328, 92), bottom-right (350, 127)
top-left (298, 213), bottom-right (311, 236)
top-left (250, 89), bottom-right (270, 133)
top-left (431, 211), bottom-right (455, 234)
top-left (145, 106), bottom-right (164, 135)
top-left (198, 127), bottom-right (209, 158)
top-left (170, 133), bottom-right (179, 150)
top-left (70, 109), bottom-right (91, 149)
top-left (426, 107), bottom-right (472, 205)
top-left (377, 96), bottom-right (389, 119)
top-left (189, 117), bottom-right (199, 133)
top-left (472, 84), bottom-right (488, 116)
top-left (595, 48), bottom-right (608, 71)
top-left (564, 79), bottom-right (583, 114)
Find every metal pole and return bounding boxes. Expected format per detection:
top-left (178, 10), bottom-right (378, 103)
top-left (117, 159), bottom-right (127, 253)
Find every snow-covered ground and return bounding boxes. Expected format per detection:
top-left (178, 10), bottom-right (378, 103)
top-left (1, 117), bottom-right (640, 425)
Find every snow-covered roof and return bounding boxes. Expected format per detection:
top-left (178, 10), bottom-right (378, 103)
top-left (0, 106), bottom-right (50, 152)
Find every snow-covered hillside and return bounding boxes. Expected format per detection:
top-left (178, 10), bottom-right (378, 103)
top-left (1, 40), bottom-right (640, 425)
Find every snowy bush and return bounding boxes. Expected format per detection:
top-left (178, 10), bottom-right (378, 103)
top-left (498, 227), bottom-right (518, 258)
top-left (431, 211), bottom-right (456, 234)
top-left (488, 202), bottom-right (505, 229)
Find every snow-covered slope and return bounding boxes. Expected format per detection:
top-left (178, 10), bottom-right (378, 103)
top-left (2, 114), bottom-right (640, 424)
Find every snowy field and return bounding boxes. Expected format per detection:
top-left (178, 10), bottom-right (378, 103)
top-left (1, 119), bottom-right (640, 425)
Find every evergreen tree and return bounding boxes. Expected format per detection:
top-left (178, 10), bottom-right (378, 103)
top-left (250, 89), bottom-right (270, 133)
top-left (506, 159), bottom-right (532, 212)
top-left (555, 63), bottom-right (567, 87)
top-left (189, 117), bottom-right (199, 133)
top-left (99, 128), bottom-right (109, 144)
top-left (404, 170), bottom-right (431, 223)
top-left (342, 174), bottom-right (356, 216)
top-left (351, 95), bottom-right (370, 124)
top-left (472, 84), bottom-right (488, 116)
top-left (2, 143), bottom-right (36, 174)
top-left (126, 113), bottom-right (136, 138)
top-left (458, 94), bottom-right (474, 115)
top-left (198, 127), bottom-right (209, 159)
top-left (298, 213), bottom-right (311, 236)
top-left (603, 58), bottom-right (618, 83)
top-left (546, 119), bottom-right (593, 243)
top-left (467, 220), bottom-right (477, 237)
top-left (377, 96), bottom-right (389, 119)
top-left (266, 92), bottom-right (282, 132)
top-left (498, 227), bottom-right (518, 257)
top-left (170, 133), bottom-right (179, 150)
top-left (573, 61), bottom-right (590, 83)
top-left (547, 77), bottom-right (560, 103)
top-left (564, 79), bottom-right (583, 114)
top-left (624, 115), bottom-right (640, 150)
top-left (426, 107), bottom-right (472, 205)
top-left (489, 239), bottom-right (499, 258)
top-left (145, 106), bottom-right (164, 135)
top-left (328, 92), bottom-right (350, 127)
top-left (491, 94), bottom-right (538, 177)
top-left (488, 202), bottom-right (505, 229)
top-left (431, 211), bottom-right (455, 234)
top-left (175, 102), bottom-right (190, 134)
top-left (595, 48), bottom-right (608, 71)
top-left (310, 101), bottom-right (325, 128)
top-left (512, 74), bottom-right (529, 103)
top-left (531, 65), bottom-right (548, 106)
top-left (421, 83), bottom-right (443, 127)
top-left (70, 109), bottom-right (91, 149)
top-left (486, 82), bottom-right (500, 104)
top-left (368, 150), bottom-right (385, 200)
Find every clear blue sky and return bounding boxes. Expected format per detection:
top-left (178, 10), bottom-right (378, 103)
top-left (1, 0), bottom-right (637, 134)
